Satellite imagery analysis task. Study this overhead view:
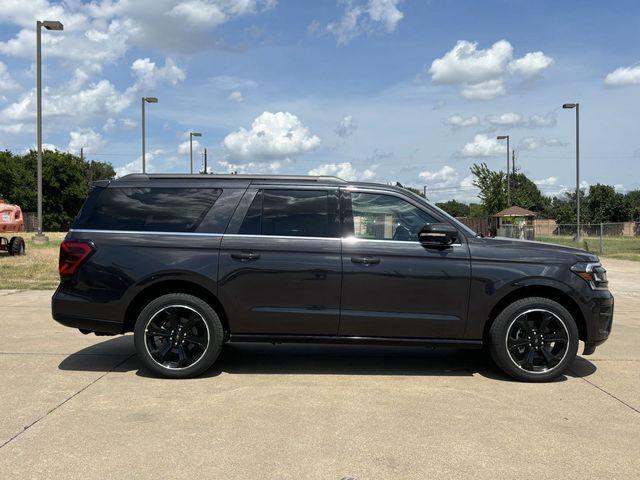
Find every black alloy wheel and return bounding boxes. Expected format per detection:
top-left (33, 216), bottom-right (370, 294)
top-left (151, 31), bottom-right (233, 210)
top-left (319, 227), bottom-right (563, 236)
top-left (505, 308), bottom-right (569, 373)
top-left (488, 297), bottom-right (579, 382)
top-left (144, 305), bottom-right (210, 370)
top-left (134, 293), bottom-right (224, 378)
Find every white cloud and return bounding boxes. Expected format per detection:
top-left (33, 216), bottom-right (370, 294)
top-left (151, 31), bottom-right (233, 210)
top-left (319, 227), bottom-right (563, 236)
top-left (419, 165), bottom-right (458, 187)
top-left (0, 61), bottom-right (19, 91)
top-left (178, 139), bottom-right (202, 155)
top-left (604, 64), bottom-right (640, 87)
top-left (528, 113), bottom-right (557, 128)
top-left (308, 162), bottom-right (376, 181)
top-left (443, 114), bottom-right (480, 128)
top-left (68, 128), bottom-right (106, 154)
top-left (228, 90), bottom-right (244, 102)
top-left (460, 79), bottom-right (506, 100)
top-left (429, 40), bottom-right (513, 86)
top-left (223, 111), bottom-right (320, 159)
top-left (534, 176), bottom-right (558, 187)
top-left (326, 0), bottom-right (404, 45)
top-left (519, 137), bottom-right (566, 150)
top-left (428, 39), bottom-right (553, 99)
top-left (131, 57), bottom-right (186, 89)
top-left (486, 112), bottom-right (524, 127)
top-left (459, 134), bottom-right (504, 157)
top-left (115, 148), bottom-right (165, 177)
top-left (508, 51), bottom-right (554, 79)
top-left (208, 75), bottom-right (258, 90)
top-left (218, 158), bottom-right (290, 174)
top-left (335, 115), bottom-right (358, 137)
top-left (103, 117), bottom-right (137, 131)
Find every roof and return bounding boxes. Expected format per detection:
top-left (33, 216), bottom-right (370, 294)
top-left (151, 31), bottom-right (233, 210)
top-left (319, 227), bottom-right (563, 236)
top-left (493, 206), bottom-right (537, 217)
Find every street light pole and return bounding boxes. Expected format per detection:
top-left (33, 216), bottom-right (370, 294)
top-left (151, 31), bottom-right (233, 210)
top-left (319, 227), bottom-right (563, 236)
top-left (189, 132), bottom-right (202, 174)
top-left (141, 97), bottom-right (158, 173)
top-left (563, 103), bottom-right (581, 243)
top-left (497, 135), bottom-right (510, 206)
top-left (34, 20), bottom-right (63, 242)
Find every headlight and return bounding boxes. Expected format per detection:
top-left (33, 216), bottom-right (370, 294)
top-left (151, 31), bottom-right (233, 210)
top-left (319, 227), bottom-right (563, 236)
top-left (571, 262), bottom-right (608, 290)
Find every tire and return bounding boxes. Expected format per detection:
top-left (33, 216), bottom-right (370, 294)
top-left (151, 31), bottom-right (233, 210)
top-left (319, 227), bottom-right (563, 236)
top-left (133, 293), bottom-right (224, 379)
top-left (8, 237), bottom-right (25, 256)
top-left (488, 297), bottom-right (579, 382)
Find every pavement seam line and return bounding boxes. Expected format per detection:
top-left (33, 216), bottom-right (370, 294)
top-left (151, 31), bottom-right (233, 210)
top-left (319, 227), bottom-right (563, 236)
top-left (0, 353), bottom-right (136, 450)
top-left (570, 368), bottom-right (640, 415)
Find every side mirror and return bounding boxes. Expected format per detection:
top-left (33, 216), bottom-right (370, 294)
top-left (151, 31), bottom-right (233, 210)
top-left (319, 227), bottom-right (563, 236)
top-left (419, 223), bottom-right (458, 248)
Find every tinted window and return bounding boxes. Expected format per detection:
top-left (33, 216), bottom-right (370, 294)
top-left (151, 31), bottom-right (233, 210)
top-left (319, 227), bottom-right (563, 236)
top-left (351, 192), bottom-right (437, 241)
top-left (238, 189), bottom-right (331, 237)
top-left (74, 187), bottom-right (221, 232)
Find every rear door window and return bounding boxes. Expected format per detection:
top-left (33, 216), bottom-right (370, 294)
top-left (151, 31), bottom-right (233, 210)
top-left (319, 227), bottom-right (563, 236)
top-left (238, 189), bottom-right (333, 238)
top-left (74, 187), bottom-right (221, 232)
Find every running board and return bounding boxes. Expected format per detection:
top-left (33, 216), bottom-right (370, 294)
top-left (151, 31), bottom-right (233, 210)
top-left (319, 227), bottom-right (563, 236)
top-left (228, 334), bottom-right (483, 349)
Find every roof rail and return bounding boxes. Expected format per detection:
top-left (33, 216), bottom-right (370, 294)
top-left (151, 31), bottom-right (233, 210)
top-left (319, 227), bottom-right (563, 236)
top-left (115, 173), bottom-right (347, 184)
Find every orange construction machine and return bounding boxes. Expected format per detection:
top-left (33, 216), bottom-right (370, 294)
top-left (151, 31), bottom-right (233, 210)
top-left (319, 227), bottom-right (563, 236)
top-left (0, 195), bottom-right (26, 256)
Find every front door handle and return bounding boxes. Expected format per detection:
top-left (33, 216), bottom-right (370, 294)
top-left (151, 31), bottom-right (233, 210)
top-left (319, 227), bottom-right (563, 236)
top-left (231, 252), bottom-right (261, 261)
top-left (351, 256), bottom-right (380, 265)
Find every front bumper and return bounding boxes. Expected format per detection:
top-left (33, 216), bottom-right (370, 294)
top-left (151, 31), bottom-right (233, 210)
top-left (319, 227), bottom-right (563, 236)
top-left (581, 291), bottom-right (614, 355)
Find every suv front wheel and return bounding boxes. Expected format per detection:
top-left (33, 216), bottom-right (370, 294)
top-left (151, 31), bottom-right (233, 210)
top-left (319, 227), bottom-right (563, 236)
top-left (488, 297), bottom-right (579, 382)
top-left (134, 293), bottom-right (224, 378)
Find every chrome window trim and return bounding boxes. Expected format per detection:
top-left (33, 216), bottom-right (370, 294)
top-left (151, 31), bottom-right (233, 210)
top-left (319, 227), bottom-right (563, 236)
top-left (342, 236), bottom-right (463, 247)
top-left (223, 233), bottom-right (341, 241)
top-left (69, 228), bottom-right (223, 237)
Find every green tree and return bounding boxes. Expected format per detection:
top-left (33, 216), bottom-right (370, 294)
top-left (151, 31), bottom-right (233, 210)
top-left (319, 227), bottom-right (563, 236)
top-left (624, 190), bottom-right (640, 221)
top-left (509, 172), bottom-right (548, 213)
top-left (584, 184), bottom-right (629, 223)
top-left (436, 199), bottom-right (469, 217)
top-left (0, 149), bottom-right (115, 231)
top-left (470, 163), bottom-right (506, 215)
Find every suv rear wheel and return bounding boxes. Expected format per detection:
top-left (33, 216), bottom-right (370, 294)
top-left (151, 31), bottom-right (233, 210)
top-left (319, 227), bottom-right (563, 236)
top-left (133, 293), bottom-right (224, 378)
top-left (488, 297), bottom-right (579, 382)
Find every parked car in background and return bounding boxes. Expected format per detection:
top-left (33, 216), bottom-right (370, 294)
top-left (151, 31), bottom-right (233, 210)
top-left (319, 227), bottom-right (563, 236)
top-left (52, 174), bottom-right (613, 381)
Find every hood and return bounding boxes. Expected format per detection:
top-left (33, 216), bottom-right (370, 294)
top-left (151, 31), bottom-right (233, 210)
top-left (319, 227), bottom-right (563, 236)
top-left (475, 236), bottom-right (599, 263)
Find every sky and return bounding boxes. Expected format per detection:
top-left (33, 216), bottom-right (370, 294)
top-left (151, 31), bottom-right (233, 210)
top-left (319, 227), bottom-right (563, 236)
top-left (0, 0), bottom-right (639, 203)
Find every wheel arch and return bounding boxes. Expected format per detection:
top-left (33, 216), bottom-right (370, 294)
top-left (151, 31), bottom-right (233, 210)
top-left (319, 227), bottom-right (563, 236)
top-left (482, 285), bottom-right (587, 342)
top-left (123, 279), bottom-right (230, 337)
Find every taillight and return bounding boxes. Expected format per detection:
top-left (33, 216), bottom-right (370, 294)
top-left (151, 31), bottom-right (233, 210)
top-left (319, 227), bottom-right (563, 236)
top-left (59, 241), bottom-right (94, 278)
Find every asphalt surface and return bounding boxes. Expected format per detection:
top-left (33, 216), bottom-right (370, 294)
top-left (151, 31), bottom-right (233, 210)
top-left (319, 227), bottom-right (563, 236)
top-left (1, 258), bottom-right (638, 479)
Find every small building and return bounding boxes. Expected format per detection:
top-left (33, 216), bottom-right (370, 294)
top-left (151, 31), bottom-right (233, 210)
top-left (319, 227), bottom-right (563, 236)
top-left (493, 206), bottom-right (536, 239)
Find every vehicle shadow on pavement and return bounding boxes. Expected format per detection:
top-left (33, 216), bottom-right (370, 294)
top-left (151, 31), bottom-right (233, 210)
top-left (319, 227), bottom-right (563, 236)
top-left (58, 335), bottom-right (597, 382)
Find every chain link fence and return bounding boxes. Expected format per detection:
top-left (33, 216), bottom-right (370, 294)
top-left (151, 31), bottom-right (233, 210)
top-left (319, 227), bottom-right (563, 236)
top-left (497, 222), bottom-right (640, 258)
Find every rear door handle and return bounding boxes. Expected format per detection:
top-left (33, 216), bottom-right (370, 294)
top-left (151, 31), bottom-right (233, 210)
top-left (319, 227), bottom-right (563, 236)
top-left (231, 252), bottom-right (261, 261)
top-left (351, 256), bottom-right (380, 265)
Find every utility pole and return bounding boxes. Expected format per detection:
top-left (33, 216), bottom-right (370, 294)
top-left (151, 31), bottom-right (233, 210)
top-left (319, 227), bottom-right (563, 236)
top-left (563, 103), bottom-right (581, 243)
top-left (203, 148), bottom-right (208, 174)
top-left (141, 97), bottom-right (158, 173)
top-left (497, 135), bottom-right (510, 206)
top-left (423, 185), bottom-right (427, 199)
top-left (511, 148), bottom-right (516, 173)
top-left (80, 147), bottom-right (84, 161)
top-left (34, 20), bottom-right (63, 243)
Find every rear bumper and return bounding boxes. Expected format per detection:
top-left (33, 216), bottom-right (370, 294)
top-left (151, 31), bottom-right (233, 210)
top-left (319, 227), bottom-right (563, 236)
top-left (52, 286), bottom-right (125, 335)
top-left (53, 312), bottom-right (123, 334)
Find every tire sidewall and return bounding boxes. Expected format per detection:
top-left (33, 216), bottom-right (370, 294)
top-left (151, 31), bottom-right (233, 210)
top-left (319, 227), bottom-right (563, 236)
top-left (134, 293), bottom-right (224, 378)
top-left (489, 297), bottom-right (579, 382)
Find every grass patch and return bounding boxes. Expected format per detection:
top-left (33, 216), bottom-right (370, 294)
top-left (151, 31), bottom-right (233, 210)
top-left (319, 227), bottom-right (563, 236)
top-left (537, 235), bottom-right (640, 261)
top-left (0, 232), bottom-right (66, 289)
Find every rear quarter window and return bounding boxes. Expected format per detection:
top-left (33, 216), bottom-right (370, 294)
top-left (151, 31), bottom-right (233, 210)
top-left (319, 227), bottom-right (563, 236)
top-left (73, 187), bottom-right (222, 232)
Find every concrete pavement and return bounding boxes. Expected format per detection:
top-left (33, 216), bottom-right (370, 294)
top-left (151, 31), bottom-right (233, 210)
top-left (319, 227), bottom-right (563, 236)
top-left (0, 259), bottom-right (638, 479)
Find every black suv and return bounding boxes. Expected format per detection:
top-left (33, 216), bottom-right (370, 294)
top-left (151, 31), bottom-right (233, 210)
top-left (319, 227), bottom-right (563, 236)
top-left (53, 174), bottom-right (613, 381)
